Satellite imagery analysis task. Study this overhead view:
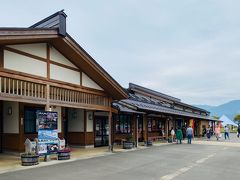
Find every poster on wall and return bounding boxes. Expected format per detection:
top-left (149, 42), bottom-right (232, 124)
top-left (36, 111), bottom-right (58, 155)
top-left (36, 111), bottom-right (58, 131)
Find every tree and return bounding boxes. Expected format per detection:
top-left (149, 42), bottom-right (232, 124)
top-left (234, 114), bottom-right (240, 125)
top-left (212, 115), bottom-right (220, 120)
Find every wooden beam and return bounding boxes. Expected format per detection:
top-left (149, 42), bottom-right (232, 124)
top-left (47, 44), bottom-right (50, 79)
top-left (49, 100), bottom-right (110, 111)
top-left (0, 46), bottom-right (3, 68)
top-left (4, 46), bottom-right (47, 63)
top-left (0, 94), bottom-right (46, 105)
top-left (0, 70), bottom-right (107, 96)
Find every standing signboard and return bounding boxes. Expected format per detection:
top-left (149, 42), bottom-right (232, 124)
top-left (36, 111), bottom-right (58, 155)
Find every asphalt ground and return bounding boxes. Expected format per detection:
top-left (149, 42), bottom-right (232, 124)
top-left (0, 139), bottom-right (239, 180)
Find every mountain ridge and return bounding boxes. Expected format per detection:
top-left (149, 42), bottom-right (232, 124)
top-left (194, 100), bottom-right (240, 120)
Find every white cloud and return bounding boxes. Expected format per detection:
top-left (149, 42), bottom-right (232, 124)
top-left (1, 0), bottom-right (240, 106)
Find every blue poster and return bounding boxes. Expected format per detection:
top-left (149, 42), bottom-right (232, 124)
top-left (36, 111), bottom-right (58, 155)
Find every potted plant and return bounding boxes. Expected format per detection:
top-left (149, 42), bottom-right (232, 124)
top-left (123, 134), bottom-right (135, 149)
top-left (146, 140), bottom-right (153, 146)
top-left (21, 152), bottom-right (39, 166)
top-left (21, 138), bottom-right (39, 166)
top-left (57, 147), bottom-right (71, 160)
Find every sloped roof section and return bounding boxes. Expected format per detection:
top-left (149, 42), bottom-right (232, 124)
top-left (129, 83), bottom-right (180, 102)
top-left (128, 83), bottom-right (209, 114)
top-left (30, 10), bottom-right (67, 36)
top-left (0, 10), bottom-right (128, 100)
top-left (121, 99), bottom-right (218, 121)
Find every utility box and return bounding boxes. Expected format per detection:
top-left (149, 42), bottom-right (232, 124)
top-left (24, 138), bottom-right (37, 154)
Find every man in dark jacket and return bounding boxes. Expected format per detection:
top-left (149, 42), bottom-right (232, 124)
top-left (237, 125), bottom-right (240, 138)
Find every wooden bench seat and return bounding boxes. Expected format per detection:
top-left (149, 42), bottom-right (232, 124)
top-left (148, 136), bottom-right (166, 142)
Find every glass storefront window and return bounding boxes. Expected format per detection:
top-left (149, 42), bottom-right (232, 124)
top-left (148, 118), bottom-right (165, 132)
top-left (24, 107), bottom-right (44, 133)
top-left (115, 115), bottom-right (132, 134)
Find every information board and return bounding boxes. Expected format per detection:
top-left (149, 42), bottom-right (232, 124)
top-left (36, 111), bottom-right (58, 155)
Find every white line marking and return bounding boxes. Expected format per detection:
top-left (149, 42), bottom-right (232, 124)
top-left (159, 153), bottom-right (216, 180)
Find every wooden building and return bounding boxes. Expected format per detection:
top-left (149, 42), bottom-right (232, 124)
top-left (113, 83), bottom-right (218, 145)
top-left (0, 11), bottom-right (128, 152)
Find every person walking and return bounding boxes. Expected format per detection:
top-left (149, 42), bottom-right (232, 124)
top-left (182, 126), bottom-right (186, 140)
top-left (215, 125), bottom-right (221, 141)
top-left (186, 125), bottom-right (193, 144)
top-left (206, 125), bottom-right (211, 141)
top-left (170, 127), bottom-right (175, 143)
top-left (237, 125), bottom-right (240, 138)
top-left (224, 126), bottom-right (230, 140)
top-left (176, 127), bottom-right (183, 144)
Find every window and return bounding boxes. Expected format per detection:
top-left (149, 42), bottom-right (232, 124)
top-left (24, 107), bottom-right (44, 133)
top-left (148, 118), bottom-right (165, 132)
top-left (115, 115), bottom-right (132, 134)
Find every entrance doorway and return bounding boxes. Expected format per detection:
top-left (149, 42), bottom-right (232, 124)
top-left (95, 117), bottom-right (109, 147)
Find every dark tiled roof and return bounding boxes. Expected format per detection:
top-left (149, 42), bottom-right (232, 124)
top-left (121, 99), bottom-right (219, 121)
top-left (112, 102), bottom-right (145, 114)
top-left (129, 83), bottom-right (181, 102)
top-left (128, 83), bottom-right (210, 114)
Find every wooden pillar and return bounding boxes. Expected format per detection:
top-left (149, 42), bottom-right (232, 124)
top-left (132, 114), bottom-right (138, 147)
top-left (84, 110), bottom-right (87, 146)
top-left (19, 103), bottom-right (24, 152)
top-left (136, 115), bottom-right (139, 147)
top-left (165, 118), bottom-right (169, 138)
top-left (143, 115), bottom-right (148, 142)
top-left (108, 110), bottom-right (112, 151)
top-left (45, 84), bottom-right (50, 111)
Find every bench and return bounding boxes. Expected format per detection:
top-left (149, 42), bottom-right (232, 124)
top-left (114, 138), bottom-right (126, 145)
top-left (148, 136), bottom-right (166, 142)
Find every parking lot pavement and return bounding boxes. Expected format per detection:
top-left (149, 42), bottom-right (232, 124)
top-left (1, 140), bottom-right (239, 180)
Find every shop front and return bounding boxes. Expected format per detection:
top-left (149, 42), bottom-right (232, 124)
top-left (112, 83), bottom-right (218, 146)
top-left (0, 11), bottom-right (127, 152)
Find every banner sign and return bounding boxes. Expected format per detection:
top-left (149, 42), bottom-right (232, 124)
top-left (36, 111), bottom-right (58, 155)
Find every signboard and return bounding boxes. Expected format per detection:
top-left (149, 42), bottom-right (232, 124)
top-left (36, 111), bottom-right (58, 155)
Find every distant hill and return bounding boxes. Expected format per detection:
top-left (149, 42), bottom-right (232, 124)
top-left (194, 100), bottom-right (240, 120)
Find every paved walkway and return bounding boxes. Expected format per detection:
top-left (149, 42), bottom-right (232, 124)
top-left (0, 134), bottom-right (239, 175)
top-left (1, 140), bottom-right (239, 180)
top-left (0, 145), bottom-right (149, 174)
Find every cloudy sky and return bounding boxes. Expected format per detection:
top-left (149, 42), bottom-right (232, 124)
top-left (1, 0), bottom-right (240, 106)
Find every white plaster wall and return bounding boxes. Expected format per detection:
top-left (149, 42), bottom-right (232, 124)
top-left (7, 43), bottom-right (47, 58)
top-left (3, 101), bottom-right (19, 133)
top-left (82, 72), bottom-right (103, 91)
top-left (50, 47), bottom-right (78, 68)
top-left (52, 106), bottom-right (62, 133)
top-left (86, 111), bottom-right (93, 132)
top-left (50, 64), bottom-right (80, 85)
top-left (68, 108), bottom-right (84, 132)
top-left (4, 50), bottom-right (47, 77)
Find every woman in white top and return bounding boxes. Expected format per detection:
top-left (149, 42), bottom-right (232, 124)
top-left (170, 127), bottom-right (175, 143)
